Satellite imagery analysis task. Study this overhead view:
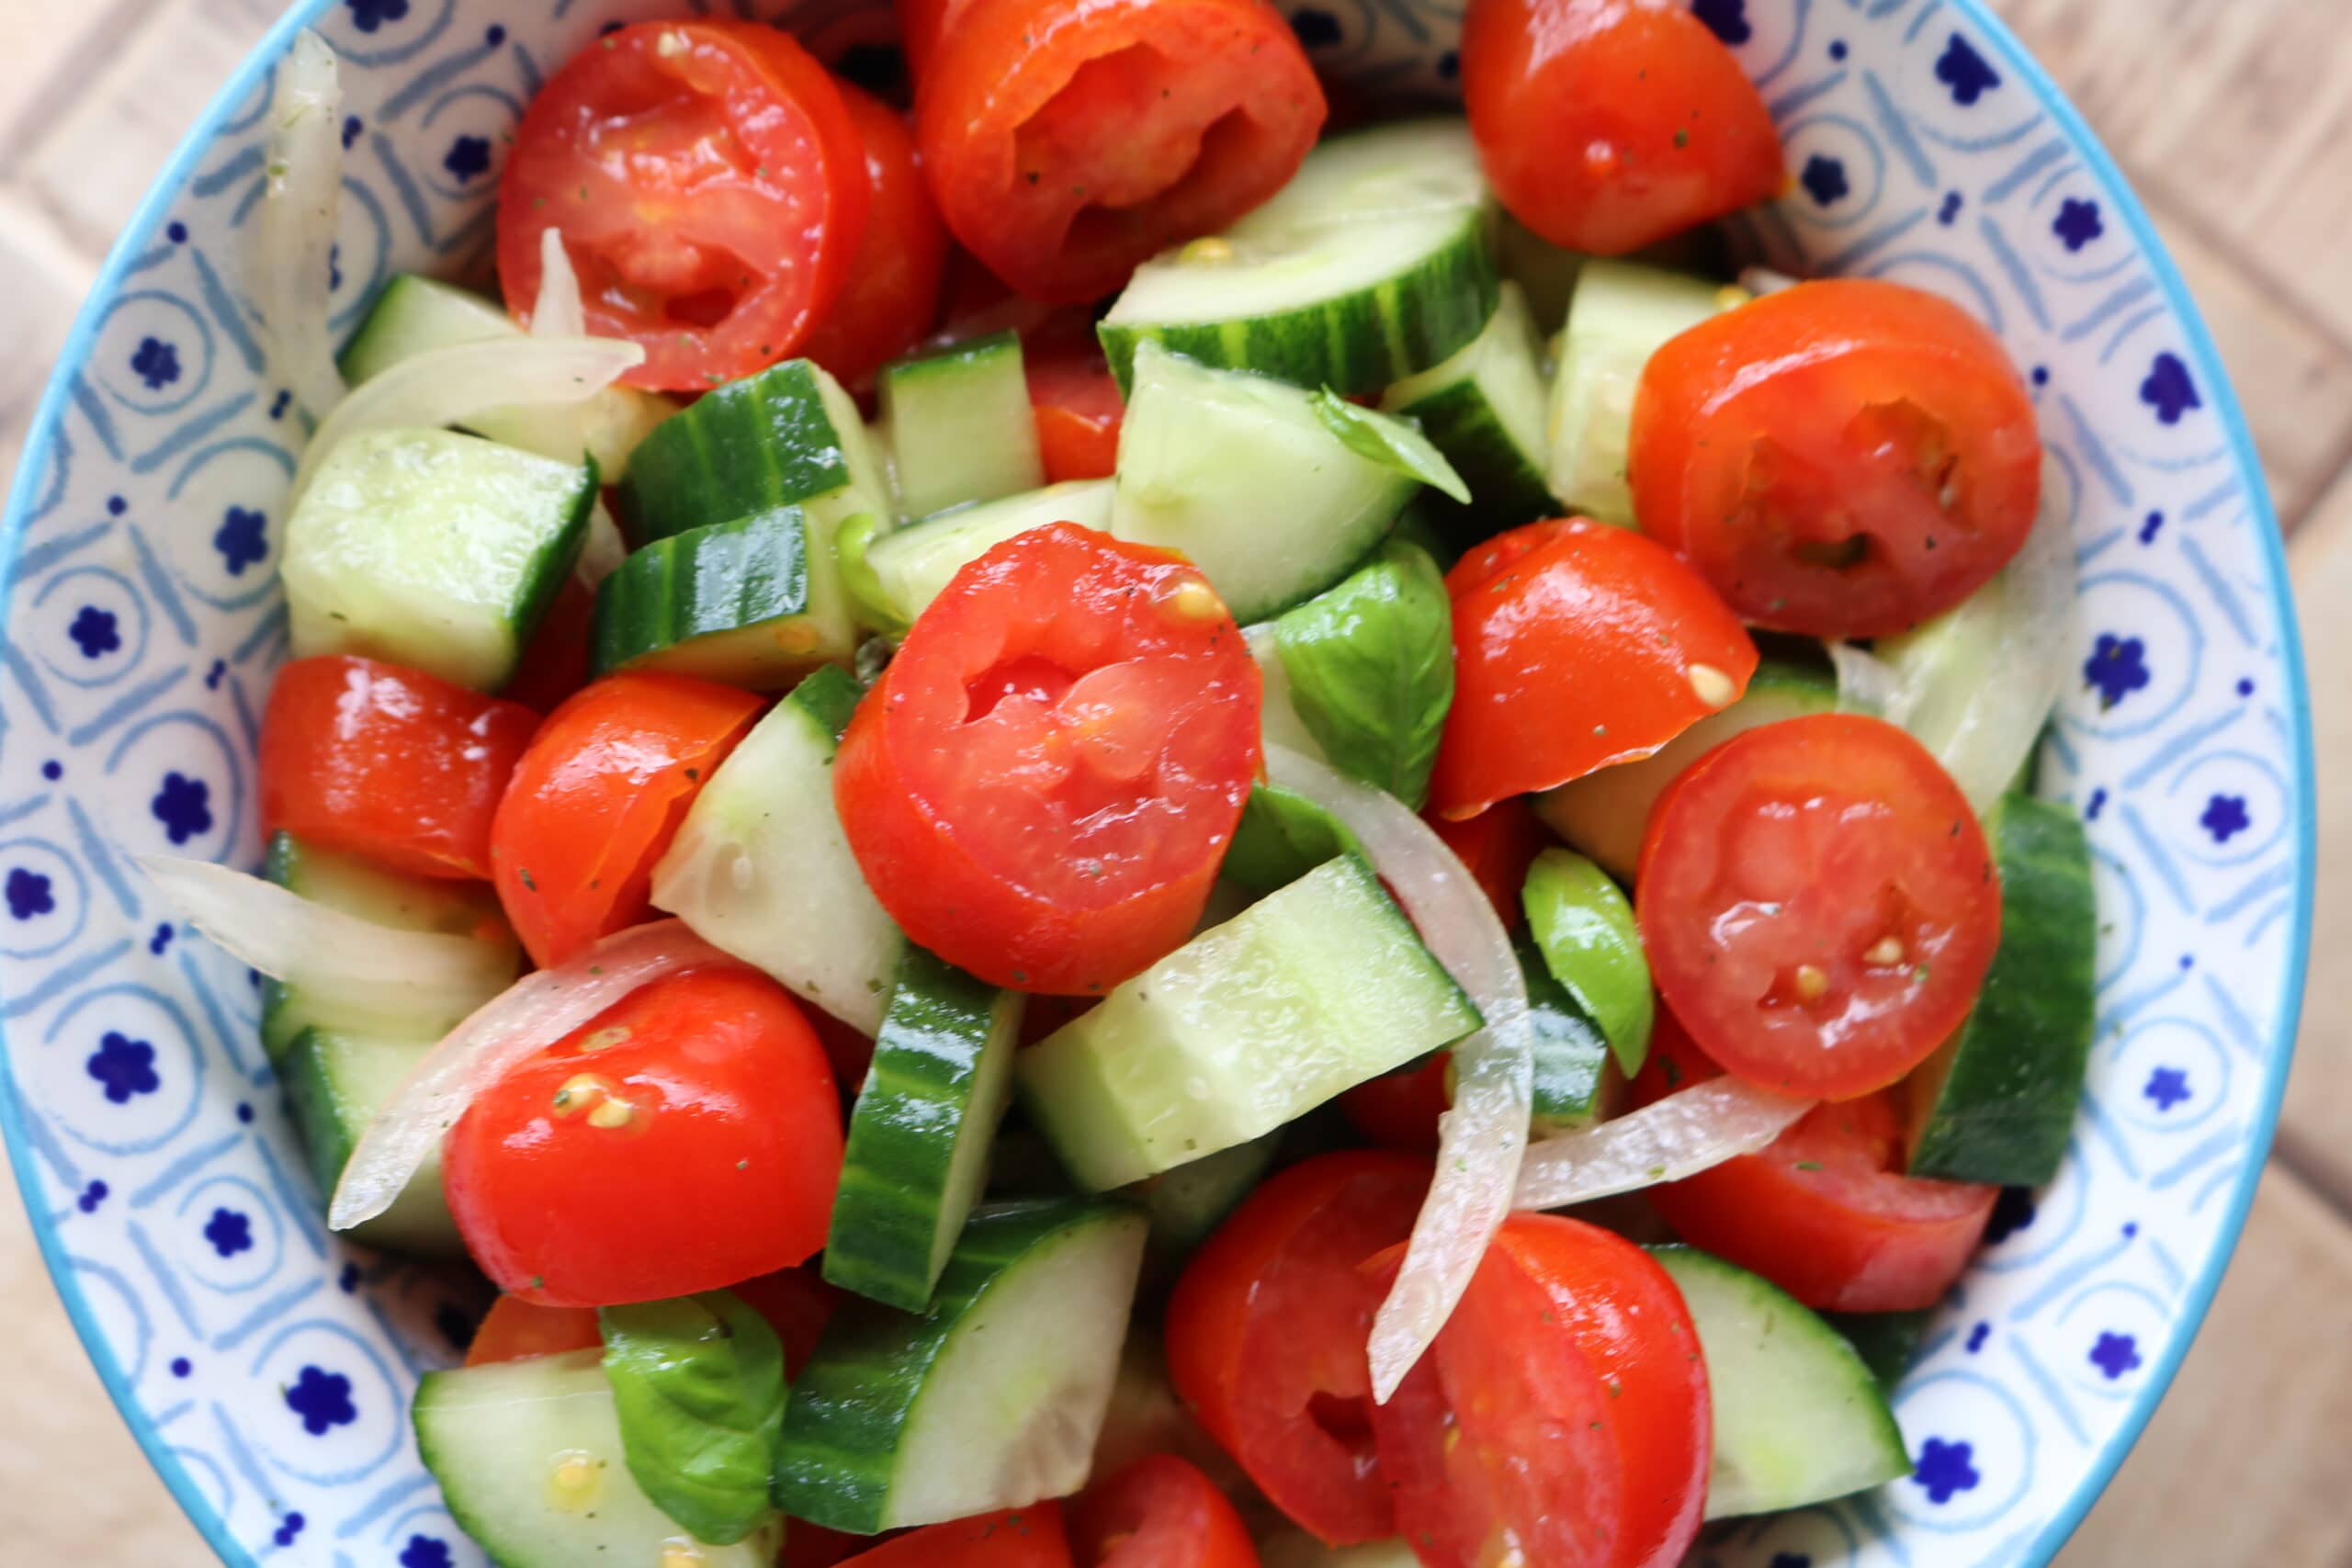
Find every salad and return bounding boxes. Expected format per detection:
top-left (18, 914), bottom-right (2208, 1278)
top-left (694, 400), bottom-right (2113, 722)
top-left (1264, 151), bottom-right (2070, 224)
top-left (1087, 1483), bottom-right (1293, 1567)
top-left (142, 2), bottom-right (2098, 1565)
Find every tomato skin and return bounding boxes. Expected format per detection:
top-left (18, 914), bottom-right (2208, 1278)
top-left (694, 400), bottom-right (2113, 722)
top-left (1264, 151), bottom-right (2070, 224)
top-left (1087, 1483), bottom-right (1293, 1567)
top-left (835, 524), bottom-right (1260, 994)
top-left (1636, 713), bottom-right (2000, 1100)
top-left (1166, 1152), bottom-right (1430, 1544)
top-left (1461, 0), bottom-right (1782, 255)
top-left (1634, 1017), bottom-right (1996, 1311)
top-left (462, 1295), bottom-right (603, 1367)
top-left (1027, 323), bottom-right (1125, 483)
top-left (490, 672), bottom-right (763, 968)
top-left (502, 573), bottom-right (599, 716)
top-left (728, 1266), bottom-right (841, 1378)
top-left (801, 81), bottom-right (952, 389)
top-left (260, 656), bottom-right (539, 880)
top-left (838, 1506), bottom-right (1074, 1568)
top-left (443, 965), bottom-right (842, 1307)
top-left (1430, 797), bottom-right (1549, 931)
top-left (1430, 520), bottom-right (1758, 818)
top-left (1340, 1055), bottom-right (1450, 1153)
top-left (912, 0), bottom-right (1327, 302)
top-left (1070, 1454), bottom-right (1260, 1568)
top-left (1630, 279), bottom-right (2042, 637)
top-left (498, 20), bottom-right (869, 390)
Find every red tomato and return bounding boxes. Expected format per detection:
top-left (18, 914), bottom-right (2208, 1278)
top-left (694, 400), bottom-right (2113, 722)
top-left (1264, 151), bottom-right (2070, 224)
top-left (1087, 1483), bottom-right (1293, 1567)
top-left (1637, 714), bottom-right (2000, 1100)
top-left (1430, 797), bottom-right (1549, 931)
top-left (1165, 1152), bottom-right (1429, 1544)
top-left (786, 1522), bottom-right (876, 1568)
top-left (502, 572), bottom-right (598, 716)
top-left (489, 672), bottom-right (763, 968)
top-left (462, 1295), bottom-right (602, 1368)
top-left (498, 21), bottom-right (870, 390)
top-left (835, 525), bottom-right (1261, 994)
top-left (838, 1506), bottom-right (1074, 1568)
top-left (1461, 0), bottom-right (1781, 255)
top-left (1429, 520), bottom-right (1758, 819)
top-left (1634, 1016), bottom-right (1996, 1311)
top-left (443, 964), bottom-right (842, 1306)
top-left (1630, 279), bottom-right (2042, 637)
top-left (910, 0), bottom-right (1327, 301)
top-left (1369, 1215), bottom-right (1709, 1568)
top-left (801, 81), bottom-right (952, 389)
top-left (728, 1266), bottom-right (841, 1378)
top-left (1340, 1055), bottom-right (1449, 1153)
top-left (1071, 1455), bottom-right (1258, 1568)
top-left (1027, 320), bottom-right (1125, 483)
top-left (259, 656), bottom-right (539, 880)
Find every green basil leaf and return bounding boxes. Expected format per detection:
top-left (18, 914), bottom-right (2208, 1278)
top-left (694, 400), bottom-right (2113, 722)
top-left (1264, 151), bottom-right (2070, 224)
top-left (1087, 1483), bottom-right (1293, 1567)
top-left (599, 1290), bottom-right (786, 1545)
top-left (1521, 848), bottom-right (1654, 1077)
top-left (1310, 390), bottom-right (1473, 504)
top-left (1515, 931), bottom-right (1613, 1134)
top-left (1224, 784), bottom-right (1363, 894)
top-left (1272, 540), bottom-right (1454, 809)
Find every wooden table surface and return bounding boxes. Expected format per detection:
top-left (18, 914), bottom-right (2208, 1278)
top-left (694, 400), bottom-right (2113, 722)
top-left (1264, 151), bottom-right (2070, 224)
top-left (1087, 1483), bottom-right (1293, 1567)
top-left (3, 1), bottom-right (2348, 1561)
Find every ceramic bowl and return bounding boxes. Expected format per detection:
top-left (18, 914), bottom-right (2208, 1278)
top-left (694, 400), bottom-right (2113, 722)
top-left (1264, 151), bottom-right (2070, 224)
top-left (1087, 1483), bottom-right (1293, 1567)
top-left (0, 1), bottom-right (2314, 1563)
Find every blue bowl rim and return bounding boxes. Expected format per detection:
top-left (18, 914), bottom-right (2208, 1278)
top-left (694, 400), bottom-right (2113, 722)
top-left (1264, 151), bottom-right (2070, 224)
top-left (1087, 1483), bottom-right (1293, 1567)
top-left (0, 2), bottom-right (2315, 1563)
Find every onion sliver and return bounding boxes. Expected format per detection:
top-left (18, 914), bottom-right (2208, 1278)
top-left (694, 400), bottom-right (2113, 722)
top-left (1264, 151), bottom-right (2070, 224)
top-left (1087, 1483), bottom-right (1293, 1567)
top-left (329, 919), bottom-right (729, 1231)
top-left (1262, 745), bottom-right (1532, 1403)
top-left (254, 29), bottom-right (346, 424)
top-left (530, 227), bottom-right (587, 339)
top-left (1513, 1078), bottom-right (1814, 1212)
top-left (576, 498), bottom-right (628, 591)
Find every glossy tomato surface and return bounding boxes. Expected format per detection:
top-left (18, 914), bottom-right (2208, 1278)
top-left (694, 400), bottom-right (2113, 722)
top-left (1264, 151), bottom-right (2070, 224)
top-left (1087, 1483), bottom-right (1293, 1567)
top-left (1070, 1454), bottom-right (1260, 1568)
top-left (800, 80), bottom-right (951, 389)
top-left (462, 1295), bottom-right (602, 1367)
top-left (1630, 279), bottom-right (2042, 637)
top-left (837, 1506), bottom-right (1075, 1568)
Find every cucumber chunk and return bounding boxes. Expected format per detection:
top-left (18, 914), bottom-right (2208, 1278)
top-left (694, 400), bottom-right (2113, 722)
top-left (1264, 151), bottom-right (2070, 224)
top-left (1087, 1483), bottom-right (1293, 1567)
top-left (1545, 260), bottom-right (1733, 526)
top-left (414, 1348), bottom-right (781, 1568)
top-left (281, 1026), bottom-right (462, 1256)
top-left (1518, 932), bottom-right (1614, 1135)
top-left (776, 1200), bottom-right (1147, 1532)
top-left (1521, 848), bottom-right (1653, 1077)
top-left (1381, 283), bottom-right (1558, 534)
top-left (825, 946), bottom-right (1024, 1311)
top-left (1824, 1308), bottom-right (1933, 1396)
top-left (589, 507), bottom-right (839, 689)
top-left (1132, 1133), bottom-right (1280, 1258)
top-left (878, 332), bottom-right (1046, 519)
top-left (337, 273), bottom-right (676, 479)
top-left (1906, 794), bottom-right (2096, 1185)
top-left (1112, 344), bottom-right (1416, 624)
top-left (284, 427), bottom-right (594, 692)
top-left (863, 479), bottom-right (1114, 628)
top-left (1649, 1246), bottom-right (1911, 1518)
top-left (1101, 121), bottom-right (1497, 395)
top-left (652, 666), bottom-right (902, 1035)
top-left (1017, 854), bottom-right (1482, 1190)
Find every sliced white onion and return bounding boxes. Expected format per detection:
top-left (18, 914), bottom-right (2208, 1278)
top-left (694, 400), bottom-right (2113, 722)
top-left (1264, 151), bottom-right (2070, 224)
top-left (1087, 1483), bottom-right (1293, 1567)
top-left (290, 335), bottom-right (645, 499)
top-left (1736, 265), bottom-right (1803, 298)
top-left (1512, 1078), bottom-right (1814, 1212)
top-left (254, 29), bottom-right (346, 424)
top-left (530, 227), bottom-right (587, 339)
top-left (575, 497), bottom-right (627, 590)
top-left (137, 855), bottom-right (514, 1023)
top-left (1262, 745), bottom-right (1532, 1403)
top-left (1828, 639), bottom-right (1907, 721)
top-left (330, 919), bottom-right (729, 1231)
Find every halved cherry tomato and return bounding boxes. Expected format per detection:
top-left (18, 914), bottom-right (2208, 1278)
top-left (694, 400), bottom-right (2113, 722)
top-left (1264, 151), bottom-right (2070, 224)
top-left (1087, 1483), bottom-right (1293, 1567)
top-left (500, 573), bottom-right (598, 716)
top-left (1637, 713), bottom-right (2000, 1100)
top-left (498, 20), bottom-right (870, 390)
top-left (786, 1521), bottom-right (876, 1568)
top-left (1340, 1055), bottom-right (1449, 1153)
top-left (444, 964), bottom-right (842, 1306)
top-left (1430, 796), bottom-right (1549, 930)
top-left (801, 80), bottom-right (952, 389)
top-left (910, 0), bottom-right (1327, 301)
top-left (1630, 279), bottom-right (2042, 637)
top-left (838, 1506), bottom-right (1074, 1568)
top-left (1166, 1152), bottom-right (1429, 1544)
top-left (260, 655), bottom-right (539, 880)
top-left (835, 524), bottom-right (1260, 994)
top-left (1429, 520), bottom-right (1758, 819)
top-left (1070, 1454), bottom-right (1259, 1568)
top-left (489, 672), bottom-right (763, 968)
top-left (462, 1295), bottom-right (602, 1367)
top-left (729, 1266), bottom-right (841, 1377)
top-left (1634, 1015), bottom-right (1996, 1311)
top-left (1027, 316), bottom-right (1125, 483)
top-left (1461, 0), bottom-right (1782, 255)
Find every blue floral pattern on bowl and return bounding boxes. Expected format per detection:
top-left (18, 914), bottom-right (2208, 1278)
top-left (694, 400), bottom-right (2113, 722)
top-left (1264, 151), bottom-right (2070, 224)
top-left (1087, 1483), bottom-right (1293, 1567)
top-left (0, 1), bottom-right (2312, 1564)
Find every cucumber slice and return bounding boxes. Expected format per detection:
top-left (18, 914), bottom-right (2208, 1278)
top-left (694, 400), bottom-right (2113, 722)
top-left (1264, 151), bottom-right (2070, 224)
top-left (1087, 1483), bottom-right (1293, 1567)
top-left (1518, 932), bottom-right (1614, 1135)
top-left (1112, 344), bottom-right (1415, 624)
top-left (281, 1026), bottom-right (462, 1256)
top-left (1132, 1133), bottom-right (1280, 1258)
top-left (825, 946), bottom-right (1025, 1311)
top-left (775, 1200), bottom-right (1147, 1532)
top-left (1380, 283), bottom-right (1558, 534)
top-left (589, 507), bottom-right (843, 689)
top-left (651, 666), bottom-right (902, 1035)
top-left (283, 427), bottom-right (594, 692)
top-left (1100, 121), bottom-right (1497, 396)
top-left (1824, 1308), bottom-right (1933, 1396)
top-left (1648, 1246), bottom-right (1911, 1518)
top-left (1905, 794), bottom-right (2096, 1185)
top-left (414, 1348), bottom-right (781, 1568)
top-left (1545, 260), bottom-right (1733, 527)
top-left (863, 480), bottom-right (1114, 628)
top-left (1221, 782), bottom-right (1361, 897)
top-left (878, 332), bottom-right (1046, 519)
top-left (1494, 211), bottom-right (1585, 335)
top-left (1533, 658), bottom-right (1838, 880)
top-left (336, 274), bottom-right (676, 479)
top-left (1521, 848), bottom-right (1653, 1077)
top-left (1017, 854), bottom-right (1482, 1190)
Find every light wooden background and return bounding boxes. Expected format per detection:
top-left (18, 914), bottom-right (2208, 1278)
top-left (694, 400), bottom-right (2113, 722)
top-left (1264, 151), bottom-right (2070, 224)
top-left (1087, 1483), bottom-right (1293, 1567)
top-left (3, 1), bottom-right (2348, 1561)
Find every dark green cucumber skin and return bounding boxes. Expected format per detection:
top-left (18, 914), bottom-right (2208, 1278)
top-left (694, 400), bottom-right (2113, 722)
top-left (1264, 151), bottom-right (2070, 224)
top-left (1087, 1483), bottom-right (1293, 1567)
top-left (1906, 795), bottom-right (2097, 1186)
top-left (791, 663), bottom-right (865, 742)
top-left (589, 509), bottom-right (812, 677)
top-left (259, 832), bottom-right (304, 1062)
top-left (884, 330), bottom-right (1020, 383)
top-left (1823, 1309), bottom-right (1933, 1397)
top-left (1391, 379), bottom-right (1556, 540)
top-left (1519, 933), bottom-right (1611, 1127)
top-left (774, 1200), bottom-right (1126, 1532)
top-left (280, 1027), bottom-right (362, 1198)
top-left (1222, 784), bottom-right (1363, 894)
top-left (618, 360), bottom-right (853, 544)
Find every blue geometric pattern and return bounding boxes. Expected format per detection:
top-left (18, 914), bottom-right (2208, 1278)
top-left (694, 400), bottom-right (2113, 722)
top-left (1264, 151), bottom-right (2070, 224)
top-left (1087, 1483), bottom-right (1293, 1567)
top-left (0, 2), bottom-right (2312, 1566)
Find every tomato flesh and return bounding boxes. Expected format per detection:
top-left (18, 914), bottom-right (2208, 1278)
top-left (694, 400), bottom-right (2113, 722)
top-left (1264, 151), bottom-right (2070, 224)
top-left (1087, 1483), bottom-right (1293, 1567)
top-left (1070, 1454), bottom-right (1259, 1568)
top-left (462, 1295), bottom-right (602, 1367)
top-left (838, 1506), bottom-right (1075, 1568)
top-left (801, 80), bottom-right (952, 389)
top-left (1430, 797), bottom-right (1550, 931)
top-left (1027, 313), bottom-right (1126, 483)
top-left (729, 1266), bottom-right (842, 1378)
top-left (1340, 1055), bottom-right (1450, 1153)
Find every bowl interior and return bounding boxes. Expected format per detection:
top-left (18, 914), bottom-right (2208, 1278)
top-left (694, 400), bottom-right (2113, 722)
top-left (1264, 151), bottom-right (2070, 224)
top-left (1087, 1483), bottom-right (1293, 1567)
top-left (0, 1), bottom-right (2312, 1565)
